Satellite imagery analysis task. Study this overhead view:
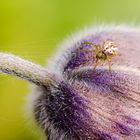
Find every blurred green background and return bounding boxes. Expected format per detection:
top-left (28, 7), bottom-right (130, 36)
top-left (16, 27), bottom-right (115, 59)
top-left (0, 0), bottom-right (140, 139)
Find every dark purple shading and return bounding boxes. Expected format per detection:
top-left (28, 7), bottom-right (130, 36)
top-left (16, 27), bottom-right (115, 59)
top-left (47, 81), bottom-right (90, 131)
top-left (123, 116), bottom-right (140, 126)
top-left (64, 42), bottom-right (94, 72)
top-left (71, 69), bottom-right (114, 86)
top-left (69, 68), bottom-right (140, 97)
top-left (34, 81), bottom-right (94, 139)
top-left (115, 123), bottom-right (132, 136)
top-left (95, 131), bottom-right (118, 140)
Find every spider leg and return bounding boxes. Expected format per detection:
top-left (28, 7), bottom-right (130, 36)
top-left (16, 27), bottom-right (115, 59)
top-left (107, 58), bottom-right (112, 72)
top-left (94, 59), bottom-right (100, 70)
top-left (82, 42), bottom-right (97, 46)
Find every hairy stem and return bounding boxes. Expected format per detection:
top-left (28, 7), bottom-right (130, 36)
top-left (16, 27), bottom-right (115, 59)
top-left (0, 53), bottom-right (55, 86)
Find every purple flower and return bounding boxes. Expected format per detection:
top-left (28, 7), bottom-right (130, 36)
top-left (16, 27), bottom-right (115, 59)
top-left (1, 25), bottom-right (140, 140)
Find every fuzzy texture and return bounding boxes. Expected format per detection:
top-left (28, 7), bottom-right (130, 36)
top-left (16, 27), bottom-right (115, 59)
top-left (1, 25), bottom-right (140, 140)
top-left (0, 53), bottom-right (56, 86)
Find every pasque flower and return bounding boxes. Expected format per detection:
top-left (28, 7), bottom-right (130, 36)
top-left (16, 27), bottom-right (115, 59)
top-left (0, 25), bottom-right (140, 140)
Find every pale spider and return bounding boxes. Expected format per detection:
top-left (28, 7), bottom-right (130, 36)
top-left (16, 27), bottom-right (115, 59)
top-left (80, 39), bottom-right (119, 71)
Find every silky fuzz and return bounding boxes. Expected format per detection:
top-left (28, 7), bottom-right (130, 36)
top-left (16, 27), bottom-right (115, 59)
top-left (0, 25), bottom-right (140, 140)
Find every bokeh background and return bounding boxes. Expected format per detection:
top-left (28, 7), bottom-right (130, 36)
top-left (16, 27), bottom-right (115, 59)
top-left (0, 0), bottom-right (140, 139)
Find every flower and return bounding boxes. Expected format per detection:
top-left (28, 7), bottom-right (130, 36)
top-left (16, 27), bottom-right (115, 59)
top-left (0, 25), bottom-right (140, 140)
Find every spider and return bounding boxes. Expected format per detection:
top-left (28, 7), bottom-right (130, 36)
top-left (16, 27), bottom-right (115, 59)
top-left (80, 39), bottom-right (119, 71)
